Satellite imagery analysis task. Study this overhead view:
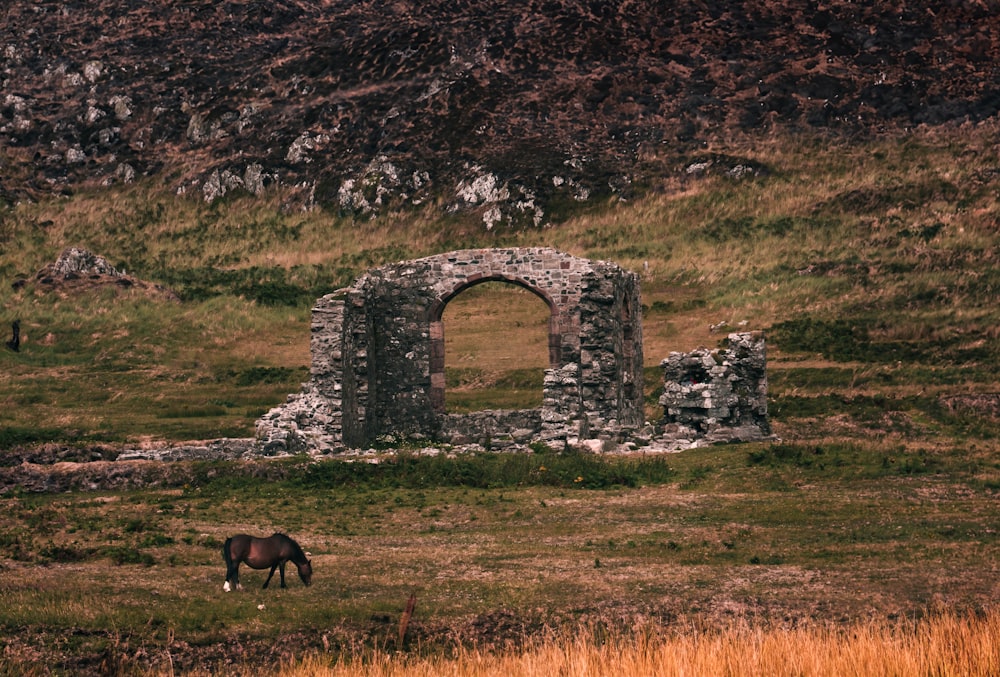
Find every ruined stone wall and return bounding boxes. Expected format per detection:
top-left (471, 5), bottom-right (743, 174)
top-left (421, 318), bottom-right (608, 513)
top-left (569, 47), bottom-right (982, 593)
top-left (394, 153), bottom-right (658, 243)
top-left (537, 363), bottom-right (584, 444)
top-left (257, 247), bottom-right (645, 451)
top-left (658, 332), bottom-right (770, 444)
top-left (442, 409), bottom-right (543, 448)
top-left (256, 250), bottom-right (771, 454)
top-left (578, 264), bottom-right (644, 434)
top-left (353, 269), bottom-right (440, 444)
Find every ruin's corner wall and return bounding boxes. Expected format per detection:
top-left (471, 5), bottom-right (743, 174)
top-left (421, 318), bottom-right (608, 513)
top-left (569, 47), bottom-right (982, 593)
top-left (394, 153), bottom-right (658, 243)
top-left (658, 332), bottom-right (770, 444)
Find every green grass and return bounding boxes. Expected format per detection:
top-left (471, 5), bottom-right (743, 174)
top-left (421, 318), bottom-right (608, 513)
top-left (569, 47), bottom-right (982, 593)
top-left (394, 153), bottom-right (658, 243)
top-left (0, 444), bottom-right (996, 671)
top-left (445, 367), bottom-right (546, 412)
top-left (2, 128), bottom-right (1000, 440)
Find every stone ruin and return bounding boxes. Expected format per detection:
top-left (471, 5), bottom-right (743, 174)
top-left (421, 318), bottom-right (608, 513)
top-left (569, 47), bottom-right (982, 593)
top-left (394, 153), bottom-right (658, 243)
top-left (257, 247), bottom-right (643, 451)
top-left (658, 332), bottom-right (770, 445)
top-left (256, 247), bottom-right (770, 454)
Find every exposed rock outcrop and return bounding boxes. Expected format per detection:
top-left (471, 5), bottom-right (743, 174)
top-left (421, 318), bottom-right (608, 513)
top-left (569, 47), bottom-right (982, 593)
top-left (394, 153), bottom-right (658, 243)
top-left (23, 247), bottom-right (179, 300)
top-left (36, 247), bottom-right (121, 278)
top-left (3, 1), bottom-right (999, 218)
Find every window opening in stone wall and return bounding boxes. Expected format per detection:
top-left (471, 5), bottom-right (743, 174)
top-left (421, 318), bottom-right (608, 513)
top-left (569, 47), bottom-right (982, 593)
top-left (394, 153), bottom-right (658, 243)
top-left (441, 281), bottom-right (550, 413)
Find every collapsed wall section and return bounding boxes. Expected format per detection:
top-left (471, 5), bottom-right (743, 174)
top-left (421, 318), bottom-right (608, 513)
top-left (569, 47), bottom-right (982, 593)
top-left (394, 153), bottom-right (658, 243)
top-left (658, 332), bottom-right (770, 444)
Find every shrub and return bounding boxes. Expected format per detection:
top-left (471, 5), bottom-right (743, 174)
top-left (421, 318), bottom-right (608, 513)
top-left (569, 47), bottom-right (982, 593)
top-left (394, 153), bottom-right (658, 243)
top-left (102, 546), bottom-right (155, 566)
top-left (291, 451), bottom-right (673, 492)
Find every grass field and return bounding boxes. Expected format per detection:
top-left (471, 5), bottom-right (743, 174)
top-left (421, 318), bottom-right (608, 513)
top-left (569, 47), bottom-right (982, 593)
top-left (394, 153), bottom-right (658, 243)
top-left (0, 443), bottom-right (997, 673)
top-left (1, 127), bottom-right (999, 673)
top-left (291, 611), bottom-right (1000, 677)
top-left (2, 127), bottom-right (1000, 437)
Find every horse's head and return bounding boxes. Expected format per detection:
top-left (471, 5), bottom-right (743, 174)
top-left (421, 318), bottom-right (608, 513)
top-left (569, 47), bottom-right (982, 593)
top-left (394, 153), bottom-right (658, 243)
top-left (297, 559), bottom-right (313, 586)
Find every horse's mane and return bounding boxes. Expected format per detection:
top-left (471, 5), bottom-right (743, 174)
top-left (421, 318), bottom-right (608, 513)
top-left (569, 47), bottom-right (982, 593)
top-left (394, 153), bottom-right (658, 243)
top-left (273, 532), bottom-right (308, 563)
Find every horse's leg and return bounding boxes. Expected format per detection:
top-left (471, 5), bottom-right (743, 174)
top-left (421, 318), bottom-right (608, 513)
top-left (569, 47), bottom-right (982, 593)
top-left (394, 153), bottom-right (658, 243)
top-left (263, 563), bottom-right (278, 589)
top-left (279, 561), bottom-right (287, 588)
top-left (224, 560), bottom-right (240, 591)
top-left (223, 538), bottom-right (234, 592)
top-left (223, 537), bottom-right (247, 591)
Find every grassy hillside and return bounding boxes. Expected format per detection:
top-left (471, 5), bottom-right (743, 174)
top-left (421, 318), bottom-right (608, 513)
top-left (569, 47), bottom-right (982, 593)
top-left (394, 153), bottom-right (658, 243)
top-left (1, 127), bottom-right (999, 674)
top-left (1, 126), bottom-right (999, 447)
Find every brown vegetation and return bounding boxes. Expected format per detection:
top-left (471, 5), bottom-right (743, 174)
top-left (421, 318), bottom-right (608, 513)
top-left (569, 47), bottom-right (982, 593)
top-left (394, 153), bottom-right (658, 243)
top-left (3, 1), bottom-right (1000, 215)
top-left (303, 611), bottom-right (1000, 677)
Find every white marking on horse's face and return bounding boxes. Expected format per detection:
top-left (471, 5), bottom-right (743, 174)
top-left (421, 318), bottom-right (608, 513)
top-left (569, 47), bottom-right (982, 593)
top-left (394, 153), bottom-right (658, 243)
top-left (223, 581), bottom-right (231, 592)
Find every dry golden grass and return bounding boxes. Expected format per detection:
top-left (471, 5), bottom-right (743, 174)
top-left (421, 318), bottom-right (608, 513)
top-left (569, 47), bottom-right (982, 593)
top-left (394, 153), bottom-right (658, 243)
top-left (199, 610), bottom-right (1000, 677)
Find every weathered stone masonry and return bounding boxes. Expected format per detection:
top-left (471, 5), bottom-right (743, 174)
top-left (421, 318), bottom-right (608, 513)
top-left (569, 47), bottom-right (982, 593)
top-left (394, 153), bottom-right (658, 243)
top-left (658, 332), bottom-right (770, 445)
top-left (256, 248), bottom-right (772, 453)
top-left (257, 248), bottom-right (645, 451)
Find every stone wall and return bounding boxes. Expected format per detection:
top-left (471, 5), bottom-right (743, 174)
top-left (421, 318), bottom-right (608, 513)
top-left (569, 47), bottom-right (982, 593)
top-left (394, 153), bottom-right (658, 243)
top-left (658, 332), bottom-right (770, 444)
top-left (257, 247), bottom-right (645, 452)
top-left (441, 409), bottom-right (543, 449)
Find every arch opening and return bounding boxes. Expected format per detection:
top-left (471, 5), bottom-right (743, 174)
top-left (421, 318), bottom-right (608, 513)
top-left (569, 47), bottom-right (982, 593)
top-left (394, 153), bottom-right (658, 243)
top-left (435, 279), bottom-right (555, 414)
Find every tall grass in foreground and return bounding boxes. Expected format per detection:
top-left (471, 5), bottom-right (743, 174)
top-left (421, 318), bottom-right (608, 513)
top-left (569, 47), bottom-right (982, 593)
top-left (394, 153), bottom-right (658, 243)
top-left (201, 611), bottom-right (998, 677)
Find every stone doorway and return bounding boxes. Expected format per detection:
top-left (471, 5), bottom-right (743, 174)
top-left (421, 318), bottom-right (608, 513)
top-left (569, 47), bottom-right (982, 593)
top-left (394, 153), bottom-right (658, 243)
top-left (439, 281), bottom-right (551, 413)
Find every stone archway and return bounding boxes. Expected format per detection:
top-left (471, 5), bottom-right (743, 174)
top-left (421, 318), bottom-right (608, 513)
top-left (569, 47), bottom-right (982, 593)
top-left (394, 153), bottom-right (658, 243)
top-left (257, 247), bottom-right (644, 450)
top-left (428, 268), bottom-right (565, 414)
top-left (430, 276), bottom-right (560, 413)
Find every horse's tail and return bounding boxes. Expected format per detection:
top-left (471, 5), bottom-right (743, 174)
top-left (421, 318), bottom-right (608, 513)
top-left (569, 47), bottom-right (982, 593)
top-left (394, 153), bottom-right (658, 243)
top-left (222, 536), bottom-right (234, 570)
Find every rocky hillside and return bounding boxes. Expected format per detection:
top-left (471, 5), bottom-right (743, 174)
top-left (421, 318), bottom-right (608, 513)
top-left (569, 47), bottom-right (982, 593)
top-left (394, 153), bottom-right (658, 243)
top-left (3, 0), bottom-right (999, 226)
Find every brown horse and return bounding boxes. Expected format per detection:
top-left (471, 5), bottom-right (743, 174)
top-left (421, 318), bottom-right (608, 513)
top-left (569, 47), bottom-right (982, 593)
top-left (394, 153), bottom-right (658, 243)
top-left (222, 533), bottom-right (312, 591)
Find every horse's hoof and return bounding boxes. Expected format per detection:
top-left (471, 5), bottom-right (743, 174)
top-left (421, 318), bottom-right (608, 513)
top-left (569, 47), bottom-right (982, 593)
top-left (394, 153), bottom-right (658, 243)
top-left (223, 581), bottom-right (231, 592)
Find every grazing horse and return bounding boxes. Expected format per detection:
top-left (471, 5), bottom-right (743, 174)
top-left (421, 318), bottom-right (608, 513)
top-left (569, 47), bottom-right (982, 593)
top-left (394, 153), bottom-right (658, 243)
top-left (222, 533), bottom-right (312, 591)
